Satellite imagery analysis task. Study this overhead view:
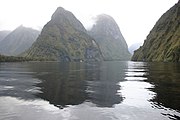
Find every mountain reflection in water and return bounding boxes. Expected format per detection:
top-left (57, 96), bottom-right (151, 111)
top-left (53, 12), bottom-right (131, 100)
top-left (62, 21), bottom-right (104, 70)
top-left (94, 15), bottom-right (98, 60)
top-left (29, 62), bottom-right (125, 108)
top-left (0, 61), bottom-right (179, 120)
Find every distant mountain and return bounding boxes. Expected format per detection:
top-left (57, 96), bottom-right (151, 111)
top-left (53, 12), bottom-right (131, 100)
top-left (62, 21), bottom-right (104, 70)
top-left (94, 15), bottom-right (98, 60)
top-left (88, 14), bottom-right (131, 61)
top-left (132, 1), bottom-right (180, 62)
top-left (128, 43), bottom-right (143, 54)
top-left (24, 7), bottom-right (102, 61)
top-left (0, 31), bottom-right (10, 42)
top-left (0, 26), bottom-right (39, 56)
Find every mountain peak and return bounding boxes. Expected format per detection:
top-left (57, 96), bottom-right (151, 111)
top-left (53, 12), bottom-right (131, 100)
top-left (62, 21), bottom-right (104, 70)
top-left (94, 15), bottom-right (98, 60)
top-left (56, 7), bottom-right (65, 11)
top-left (92, 14), bottom-right (123, 38)
top-left (51, 6), bottom-right (86, 32)
top-left (16, 25), bottom-right (25, 30)
top-left (51, 7), bottom-right (66, 19)
top-left (96, 14), bottom-right (114, 21)
top-left (95, 14), bottom-right (117, 25)
top-left (15, 25), bottom-right (31, 32)
top-left (24, 7), bottom-right (102, 61)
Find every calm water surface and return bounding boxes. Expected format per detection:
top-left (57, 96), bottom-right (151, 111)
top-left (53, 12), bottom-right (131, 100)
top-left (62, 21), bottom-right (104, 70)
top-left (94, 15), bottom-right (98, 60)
top-left (0, 61), bottom-right (180, 120)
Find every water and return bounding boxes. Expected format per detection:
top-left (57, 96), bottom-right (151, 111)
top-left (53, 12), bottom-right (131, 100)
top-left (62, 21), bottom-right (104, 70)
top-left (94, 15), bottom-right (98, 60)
top-left (0, 61), bottom-right (179, 120)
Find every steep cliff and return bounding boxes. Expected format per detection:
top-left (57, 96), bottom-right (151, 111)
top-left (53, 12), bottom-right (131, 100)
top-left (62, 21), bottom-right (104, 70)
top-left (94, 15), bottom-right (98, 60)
top-left (88, 14), bottom-right (131, 61)
top-left (132, 1), bottom-right (180, 62)
top-left (24, 7), bottom-right (102, 61)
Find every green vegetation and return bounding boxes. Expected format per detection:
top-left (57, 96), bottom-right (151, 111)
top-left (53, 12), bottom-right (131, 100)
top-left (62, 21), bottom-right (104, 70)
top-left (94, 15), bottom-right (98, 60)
top-left (0, 54), bottom-right (29, 62)
top-left (23, 7), bottom-right (102, 61)
top-left (132, 1), bottom-right (180, 62)
top-left (0, 54), bottom-right (55, 62)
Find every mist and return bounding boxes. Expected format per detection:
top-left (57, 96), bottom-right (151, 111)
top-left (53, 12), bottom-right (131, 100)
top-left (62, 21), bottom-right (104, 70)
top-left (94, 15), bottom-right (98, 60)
top-left (0, 0), bottom-right (178, 46)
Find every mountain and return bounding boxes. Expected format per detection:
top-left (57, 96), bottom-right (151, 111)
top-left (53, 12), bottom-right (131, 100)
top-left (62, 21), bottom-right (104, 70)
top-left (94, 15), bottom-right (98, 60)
top-left (0, 31), bottom-right (10, 42)
top-left (129, 43), bottom-right (143, 54)
top-left (24, 7), bottom-right (102, 61)
top-left (88, 14), bottom-right (131, 61)
top-left (0, 26), bottom-right (39, 56)
top-left (132, 1), bottom-right (180, 62)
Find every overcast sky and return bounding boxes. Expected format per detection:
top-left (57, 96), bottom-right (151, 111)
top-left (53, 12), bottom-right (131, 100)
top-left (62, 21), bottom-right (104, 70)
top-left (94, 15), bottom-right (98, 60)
top-left (0, 0), bottom-right (178, 46)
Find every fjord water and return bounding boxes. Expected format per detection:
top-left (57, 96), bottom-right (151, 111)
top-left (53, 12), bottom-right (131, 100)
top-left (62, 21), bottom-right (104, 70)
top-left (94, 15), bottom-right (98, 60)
top-left (0, 61), bottom-right (179, 120)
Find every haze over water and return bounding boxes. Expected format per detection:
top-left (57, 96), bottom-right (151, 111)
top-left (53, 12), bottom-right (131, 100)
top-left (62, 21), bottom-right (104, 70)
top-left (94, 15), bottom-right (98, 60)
top-left (0, 61), bottom-right (180, 120)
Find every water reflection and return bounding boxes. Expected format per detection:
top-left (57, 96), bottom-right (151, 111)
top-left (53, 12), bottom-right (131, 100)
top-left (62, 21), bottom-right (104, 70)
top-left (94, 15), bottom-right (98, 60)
top-left (147, 62), bottom-right (180, 119)
top-left (0, 62), bottom-right (125, 108)
top-left (0, 63), bottom-right (41, 100)
top-left (0, 61), bottom-right (180, 120)
top-left (120, 61), bottom-right (154, 107)
top-left (31, 63), bottom-right (88, 108)
top-left (84, 62), bottom-right (126, 107)
top-left (32, 62), bottom-right (125, 108)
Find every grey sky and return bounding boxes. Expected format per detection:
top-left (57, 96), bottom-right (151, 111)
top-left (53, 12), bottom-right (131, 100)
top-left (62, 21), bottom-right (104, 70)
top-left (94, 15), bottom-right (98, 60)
top-left (0, 0), bottom-right (178, 46)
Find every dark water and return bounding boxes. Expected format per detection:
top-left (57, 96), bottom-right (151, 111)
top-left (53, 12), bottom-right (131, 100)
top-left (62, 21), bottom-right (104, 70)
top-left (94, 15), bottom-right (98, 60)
top-left (0, 61), bottom-right (180, 120)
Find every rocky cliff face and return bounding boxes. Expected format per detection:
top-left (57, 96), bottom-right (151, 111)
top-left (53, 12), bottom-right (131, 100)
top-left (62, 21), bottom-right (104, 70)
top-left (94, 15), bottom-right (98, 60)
top-left (88, 14), bottom-right (131, 61)
top-left (0, 26), bottom-right (39, 56)
top-left (24, 7), bottom-right (102, 61)
top-left (132, 1), bottom-right (180, 62)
